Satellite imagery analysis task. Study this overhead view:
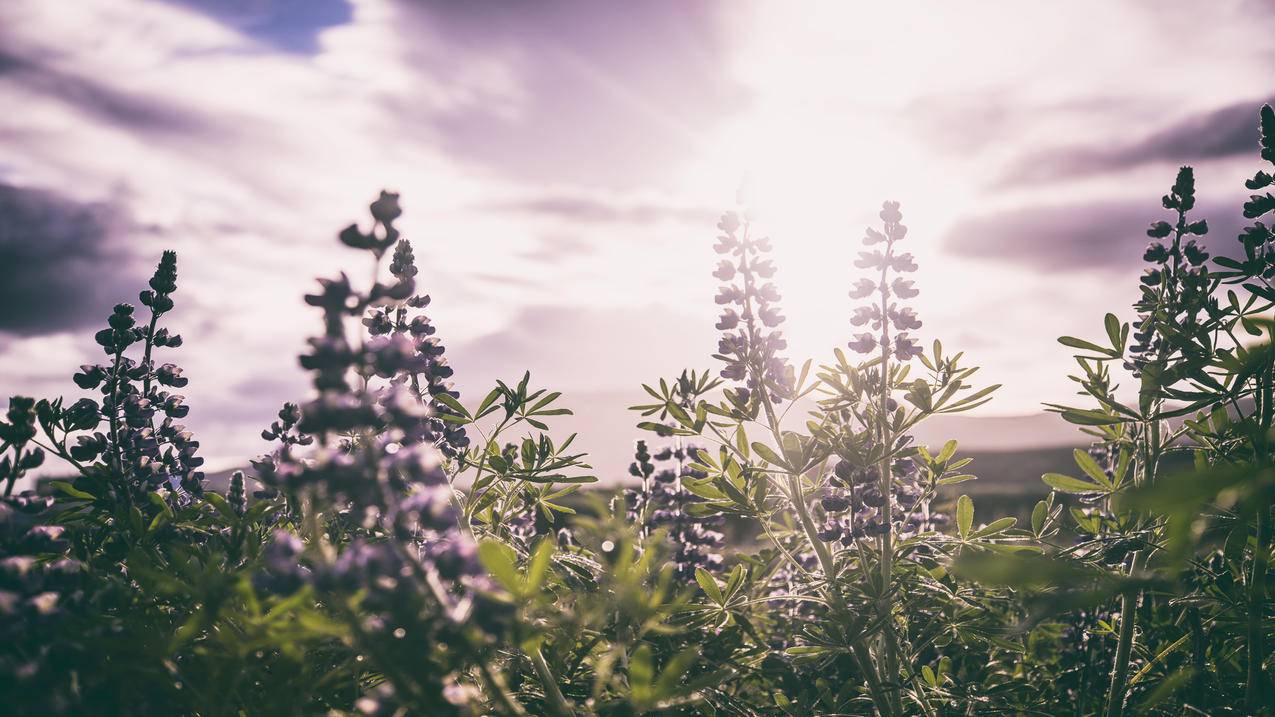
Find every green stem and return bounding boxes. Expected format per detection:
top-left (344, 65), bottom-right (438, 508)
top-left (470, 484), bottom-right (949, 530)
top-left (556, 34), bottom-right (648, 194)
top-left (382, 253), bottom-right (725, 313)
top-left (1106, 406), bottom-right (1161, 717)
top-left (1104, 550), bottom-right (1147, 717)
top-left (1246, 364), bottom-right (1272, 710)
top-left (477, 660), bottom-right (531, 717)
top-left (530, 648), bottom-right (574, 717)
top-left (1246, 505), bottom-right (1267, 711)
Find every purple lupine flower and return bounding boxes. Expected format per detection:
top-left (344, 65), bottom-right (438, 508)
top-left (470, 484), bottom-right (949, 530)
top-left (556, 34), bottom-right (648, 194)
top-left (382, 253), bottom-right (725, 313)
top-left (1127, 167), bottom-right (1211, 377)
top-left (847, 201), bottom-right (922, 364)
top-left (626, 439), bottom-right (724, 580)
top-left (709, 209), bottom-right (795, 403)
top-left (848, 278), bottom-right (876, 299)
top-left (894, 334), bottom-right (923, 361)
top-left (847, 332), bottom-right (877, 354)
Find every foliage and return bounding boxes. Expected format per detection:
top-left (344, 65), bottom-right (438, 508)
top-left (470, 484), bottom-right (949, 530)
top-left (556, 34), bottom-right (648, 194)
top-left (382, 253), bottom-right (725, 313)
top-left (2, 105), bottom-right (1274, 716)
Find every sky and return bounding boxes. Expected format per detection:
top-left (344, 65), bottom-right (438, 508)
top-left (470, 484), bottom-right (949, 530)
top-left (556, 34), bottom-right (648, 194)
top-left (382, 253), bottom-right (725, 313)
top-left (2, 0), bottom-right (1274, 478)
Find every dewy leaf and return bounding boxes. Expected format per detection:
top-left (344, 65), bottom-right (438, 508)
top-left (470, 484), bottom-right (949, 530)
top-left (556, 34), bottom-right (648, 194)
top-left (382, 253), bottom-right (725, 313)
top-left (956, 495), bottom-right (973, 539)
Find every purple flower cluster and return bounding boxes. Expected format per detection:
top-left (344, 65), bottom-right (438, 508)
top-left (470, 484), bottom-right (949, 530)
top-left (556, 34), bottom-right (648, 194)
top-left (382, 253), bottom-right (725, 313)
top-left (625, 439), bottom-right (724, 579)
top-left (1229, 106), bottom-right (1275, 281)
top-left (255, 192), bottom-right (467, 508)
top-left (0, 398), bottom-right (44, 497)
top-left (1128, 167), bottom-right (1211, 376)
top-left (362, 239), bottom-right (469, 457)
top-left (815, 450), bottom-right (945, 544)
top-left (0, 498), bottom-right (87, 707)
top-left (250, 193), bottom-right (515, 715)
top-left (69, 251), bottom-right (204, 501)
top-left (712, 210), bottom-right (795, 402)
top-left (253, 192), bottom-right (482, 596)
top-left (846, 201), bottom-right (922, 362)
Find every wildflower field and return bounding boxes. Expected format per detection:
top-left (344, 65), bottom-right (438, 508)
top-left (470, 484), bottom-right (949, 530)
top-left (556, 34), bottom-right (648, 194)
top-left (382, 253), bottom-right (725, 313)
top-left (2, 94), bottom-right (1275, 716)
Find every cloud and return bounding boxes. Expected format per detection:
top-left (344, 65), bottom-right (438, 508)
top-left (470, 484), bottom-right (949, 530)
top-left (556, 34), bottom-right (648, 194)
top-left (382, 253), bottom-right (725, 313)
top-left (386, 0), bottom-right (746, 188)
top-left (450, 303), bottom-right (715, 394)
top-left (485, 194), bottom-right (713, 225)
top-left (0, 50), bottom-right (208, 134)
top-left (0, 183), bottom-right (149, 335)
top-left (522, 233), bottom-right (593, 263)
top-left (999, 98), bottom-right (1273, 185)
top-left (942, 196), bottom-right (1251, 272)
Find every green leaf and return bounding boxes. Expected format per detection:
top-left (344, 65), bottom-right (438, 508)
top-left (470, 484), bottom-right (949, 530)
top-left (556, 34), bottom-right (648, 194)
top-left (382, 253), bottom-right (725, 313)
top-left (477, 541), bottom-right (520, 592)
top-left (1058, 335), bottom-right (1117, 357)
top-left (695, 567), bottom-right (723, 604)
top-left (956, 495), bottom-right (973, 539)
top-left (1104, 313), bottom-right (1123, 353)
top-left (751, 442), bottom-right (788, 470)
top-left (49, 480), bottom-right (95, 501)
top-left (970, 517), bottom-right (1016, 539)
top-left (524, 539), bottom-right (555, 595)
top-left (1031, 500), bottom-right (1047, 536)
top-left (1057, 409), bottom-right (1128, 426)
top-left (1072, 449), bottom-right (1114, 489)
top-left (433, 391), bottom-right (470, 418)
top-left (1042, 472), bottom-right (1106, 494)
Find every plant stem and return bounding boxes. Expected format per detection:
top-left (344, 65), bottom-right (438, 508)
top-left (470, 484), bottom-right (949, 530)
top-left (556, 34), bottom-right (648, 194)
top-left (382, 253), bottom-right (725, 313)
top-left (1104, 550), bottom-right (1146, 717)
top-left (1105, 409), bottom-right (1162, 717)
top-left (1246, 363), bottom-right (1272, 711)
top-left (530, 648), bottom-right (574, 717)
top-left (875, 235), bottom-right (905, 716)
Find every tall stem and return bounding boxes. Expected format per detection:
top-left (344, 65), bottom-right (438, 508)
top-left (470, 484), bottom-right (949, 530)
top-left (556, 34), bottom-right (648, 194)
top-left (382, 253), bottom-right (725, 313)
top-left (1246, 363), bottom-right (1272, 710)
top-left (530, 648), bottom-right (574, 717)
top-left (875, 234), bottom-right (905, 715)
top-left (1105, 417), bottom-right (1159, 717)
top-left (1104, 550), bottom-right (1147, 717)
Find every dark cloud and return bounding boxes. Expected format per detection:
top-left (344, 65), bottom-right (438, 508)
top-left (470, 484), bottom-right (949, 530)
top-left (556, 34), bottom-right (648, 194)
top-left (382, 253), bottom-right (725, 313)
top-left (0, 183), bottom-right (146, 335)
top-left (487, 195), bottom-right (713, 225)
top-left (162, 0), bottom-right (353, 54)
top-left (999, 98), bottom-right (1273, 185)
top-left (942, 196), bottom-right (1250, 272)
top-left (0, 51), bottom-right (206, 134)
top-left (392, 0), bottom-right (747, 188)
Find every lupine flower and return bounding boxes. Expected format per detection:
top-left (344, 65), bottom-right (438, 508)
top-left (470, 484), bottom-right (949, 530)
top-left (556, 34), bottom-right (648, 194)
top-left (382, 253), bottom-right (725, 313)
top-left (1127, 167), bottom-right (1211, 376)
top-left (847, 201), bottom-right (922, 362)
top-left (252, 191), bottom-right (502, 709)
top-left (817, 452), bottom-right (942, 543)
top-left (710, 209), bottom-right (795, 403)
top-left (228, 471), bottom-right (246, 516)
top-left (55, 253), bottom-right (206, 503)
top-left (625, 439), bottom-right (724, 579)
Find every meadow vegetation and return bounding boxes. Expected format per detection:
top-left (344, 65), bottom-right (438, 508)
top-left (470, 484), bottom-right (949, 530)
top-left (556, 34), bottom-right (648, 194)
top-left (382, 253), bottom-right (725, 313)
top-left (3, 105), bottom-right (1275, 716)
